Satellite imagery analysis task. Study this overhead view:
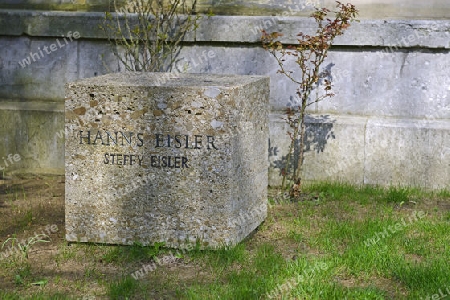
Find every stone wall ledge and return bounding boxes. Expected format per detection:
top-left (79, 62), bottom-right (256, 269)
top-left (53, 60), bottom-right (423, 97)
top-left (1, 10), bottom-right (449, 48)
top-left (271, 110), bottom-right (450, 124)
top-left (2, 1), bottom-right (450, 20)
top-left (0, 101), bottom-right (64, 112)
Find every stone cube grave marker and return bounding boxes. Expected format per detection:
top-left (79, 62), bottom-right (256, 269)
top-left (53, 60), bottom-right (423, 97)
top-left (65, 72), bottom-right (269, 248)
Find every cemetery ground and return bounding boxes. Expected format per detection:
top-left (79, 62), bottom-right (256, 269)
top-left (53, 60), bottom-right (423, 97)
top-left (0, 175), bottom-right (449, 299)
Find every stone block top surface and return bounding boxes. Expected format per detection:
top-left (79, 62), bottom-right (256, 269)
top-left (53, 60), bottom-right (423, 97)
top-left (68, 72), bottom-right (267, 88)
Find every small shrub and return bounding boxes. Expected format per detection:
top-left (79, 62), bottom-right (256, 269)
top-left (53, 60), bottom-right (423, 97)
top-left (261, 1), bottom-right (358, 198)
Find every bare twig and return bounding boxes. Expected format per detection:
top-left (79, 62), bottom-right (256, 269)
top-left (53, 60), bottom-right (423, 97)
top-left (100, 0), bottom-right (200, 72)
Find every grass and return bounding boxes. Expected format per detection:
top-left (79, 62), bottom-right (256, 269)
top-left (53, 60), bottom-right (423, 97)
top-left (109, 276), bottom-right (140, 299)
top-left (0, 177), bottom-right (449, 299)
top-left (101, 241), bottom-right (165, 264)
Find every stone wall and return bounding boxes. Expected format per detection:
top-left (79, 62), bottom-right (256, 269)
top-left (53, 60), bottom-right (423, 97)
top-left (0, 1), bottom-right (449, 188)
top-left (2, 0), bottom-right (450, 19)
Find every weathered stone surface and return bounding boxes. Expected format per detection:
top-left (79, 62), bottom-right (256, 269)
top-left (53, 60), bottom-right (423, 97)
top-left (0, 1), bottom-right (111, 12)
top-left (268, 113), bottom-right (366, 186)
top-left (269, 113), bottom-right (450, 190)
top-left (317, 51), bottom-right (450, 119)
top-left (177, 45), bottom-right (450, 119)
top-left (65, 72), bottom-right (269, 248)
top-left (0, 101), bottom-right (64, 174)
top-left (365, 117), bottom-right (450, 189)
top-left (1, 10), bottom-right (449, 47)
top-left (0, 35), bottom-right (78, 101)
top-left (2, 0), bottom-right (450, 19)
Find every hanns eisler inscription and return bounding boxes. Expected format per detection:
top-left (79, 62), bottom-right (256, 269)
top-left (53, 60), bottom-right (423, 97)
top-left (77, 130), bottom-right (219, 168)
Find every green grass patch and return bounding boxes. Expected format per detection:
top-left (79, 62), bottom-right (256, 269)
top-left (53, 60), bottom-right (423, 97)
top-left (108, 275), bottom-right (140, 299)
top-left (436, 189), bottom-right (450, 198)
top-left (1, 180), bottom-right (449, 299)
top-left (102, 241), bottom-right (165, 264)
